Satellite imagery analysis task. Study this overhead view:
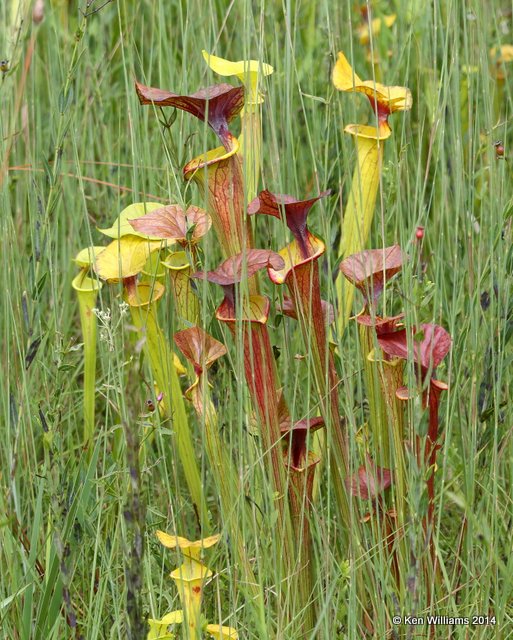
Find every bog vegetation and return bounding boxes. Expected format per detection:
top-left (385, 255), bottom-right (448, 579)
top-left (1, 1), bottom-right (512, 639)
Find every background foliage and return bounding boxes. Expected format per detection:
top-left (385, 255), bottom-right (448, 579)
top-left (1, 0), bottom-right (512, 638)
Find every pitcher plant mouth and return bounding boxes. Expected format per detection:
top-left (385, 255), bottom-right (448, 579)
top-left (173, 326), bottom-right (227, 403)
top-left (344, 122), bottom-right (392, 140)
top-left (248, 190), bottom-right (330, 286)
top-left (183, 138), bottom-right (248, 259)
top-left (183, 137), bottom-right (240, 177)
top-left (280, 416), bottom-right (324, 471)
top-left (377, 322), bottom-right (452, 377)
top-left (333, 52), bottom-right (411, 331)
top-left (248, 189), bottom-right (330, 255)
top-left (193, 250), bottom-right (283, 324)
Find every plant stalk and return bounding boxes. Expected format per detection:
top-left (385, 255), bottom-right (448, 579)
top-left (239, 108), bottom-right (261, 203)
top-left (72, 272), bottom-right (102, 451)
top-left (127, 282), bottom-right (209, 528)
top-left (286, 260), bottom-right (351, 526)
top-left (185, 149), bottom-right (251, 259)
top-left (373, 352), bottom-right (408, 596)
top-left (189, 377), bottom-right (264, 612)
top-left (337, 134), bottom-right (384, 332)
top-left (162, 252), bottom-right (200, 328)
top-left (287, 455), bottom-right (319, 638)
top-left (359, 324), bottom-right (388, 464)
top-left (222, 316), bottom-right (294, 604)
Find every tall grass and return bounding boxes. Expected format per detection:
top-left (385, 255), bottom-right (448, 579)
top-left (1, 0), bottom-right (512, 638)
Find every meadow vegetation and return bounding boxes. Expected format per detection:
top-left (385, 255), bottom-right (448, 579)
top-left (1, 1), bottom-right (512, 638)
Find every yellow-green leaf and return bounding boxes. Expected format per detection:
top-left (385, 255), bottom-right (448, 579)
top-left (95, 236), bottom-right (163, 282)
top-left (205, 624), bottom-right (239, 639)
top-left (73, 246), bottom-right (105, 268)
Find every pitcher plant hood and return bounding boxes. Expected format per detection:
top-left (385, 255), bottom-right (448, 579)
top-left (332, 51), bottom-right (412, 124)
top-left (135, 81), bottom-right (244, 149)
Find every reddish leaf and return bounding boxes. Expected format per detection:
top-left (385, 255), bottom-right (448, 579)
top-left (193, 249), bottom-right (285, 285)
top-left (248, 189), bottom-right (331, 251)
top-left (174, 327), bottom-right (226, 374)
top-left (339, 245), bottom-right (404, 301)
top-left (346, 458), bottom-right (392, 500)
top-left (417, 324), bottom-right (452, 370)
top-left (135, 81), bottom-right (244, 144)
top-left (356, 312), bottom-right (404, 334)
top-left (129, 205), bottom-right (211, 244)
top-left (378, 323), bottom-right (451, 373)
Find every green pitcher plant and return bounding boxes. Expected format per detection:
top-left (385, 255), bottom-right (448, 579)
top-left (173, 326), bottom-right (262, 608)
top-left (72, 246), bottom-right (103, 450)
top-left (332, 51), bottom-right (412, 330)
top-left (93, 214), bottom-right (208, 527)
